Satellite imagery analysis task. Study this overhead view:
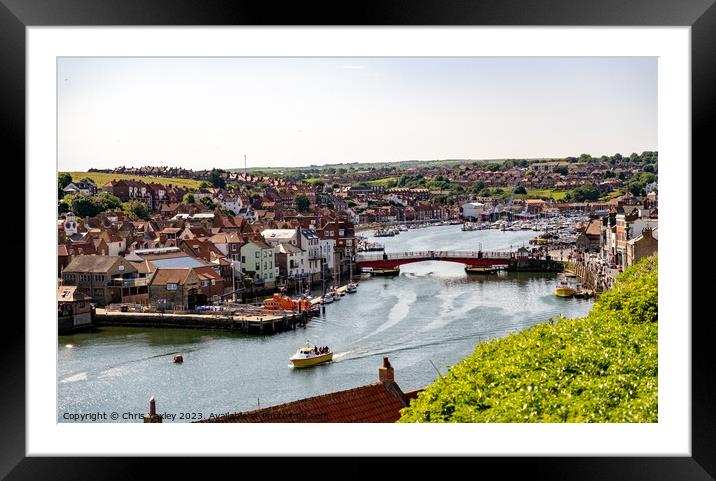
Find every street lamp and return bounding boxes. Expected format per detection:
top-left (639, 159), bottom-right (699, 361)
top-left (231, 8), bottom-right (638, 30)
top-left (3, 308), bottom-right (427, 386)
top-left (230, 259), bottom-right (236, 302)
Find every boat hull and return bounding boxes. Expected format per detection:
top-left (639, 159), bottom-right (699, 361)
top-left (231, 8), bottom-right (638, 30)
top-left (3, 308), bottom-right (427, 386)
top-left (465, 266), bottom-right (498, 274)
top-left (290, 352), bottom-right (333, 368)
top-left (370, 267), bottom-right (400, 276)
top-left (555, 287), bottom-right (575, 297)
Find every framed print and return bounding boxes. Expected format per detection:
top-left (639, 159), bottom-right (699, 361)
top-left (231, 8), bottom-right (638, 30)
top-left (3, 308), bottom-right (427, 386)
top-left (2, 0), bottom-right (715, 479)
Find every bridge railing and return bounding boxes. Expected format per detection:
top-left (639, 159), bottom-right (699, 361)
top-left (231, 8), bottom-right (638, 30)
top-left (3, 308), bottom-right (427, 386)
top-left (356, 250), bottom-right (515, 262)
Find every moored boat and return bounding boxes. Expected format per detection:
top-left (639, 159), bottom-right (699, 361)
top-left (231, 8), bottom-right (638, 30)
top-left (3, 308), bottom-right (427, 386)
top-left (465, 265), bottom-right (498, 274)
top-left (346, 282), bottom-right (358, 293)
top-left (321, 292), bottom-right (334, 304)
top-left (289, 342), bottom-right (333, 368)
top-left (370, 267), bottom-right (400, 276)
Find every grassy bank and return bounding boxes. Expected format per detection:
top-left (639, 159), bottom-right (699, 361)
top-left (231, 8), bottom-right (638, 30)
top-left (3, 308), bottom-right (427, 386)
top-left (399, 255), bottom-right (658, 423)
top-left (62, 172), bottom-right (203, 190)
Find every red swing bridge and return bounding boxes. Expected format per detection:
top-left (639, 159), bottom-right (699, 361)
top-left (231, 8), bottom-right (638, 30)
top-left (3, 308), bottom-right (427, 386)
top-left (355, 250), bottom-right (564, 272)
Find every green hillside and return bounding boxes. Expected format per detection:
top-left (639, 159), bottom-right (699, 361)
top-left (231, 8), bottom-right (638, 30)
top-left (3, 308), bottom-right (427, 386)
top-left (399, 255), bottom-right (658, 423)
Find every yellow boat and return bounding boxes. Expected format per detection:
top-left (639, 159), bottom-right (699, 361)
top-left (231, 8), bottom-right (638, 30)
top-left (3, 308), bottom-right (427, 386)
top-left (289, 342), bottom-right (333, 368)
top-left (555, 274), bottom-right (576, 297)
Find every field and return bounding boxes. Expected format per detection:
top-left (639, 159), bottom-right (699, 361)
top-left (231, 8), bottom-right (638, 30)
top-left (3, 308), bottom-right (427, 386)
top-left (62, 172), bottom-right (203, 190)
top-left (366, 177), bottom-right (400, 187)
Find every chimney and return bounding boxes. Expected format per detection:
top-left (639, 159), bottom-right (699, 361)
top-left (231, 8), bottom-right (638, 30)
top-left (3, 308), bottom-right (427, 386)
top-left (378, 357), bottom-right (394, 384)
top-left (143, 396), bottom-right (163, 423)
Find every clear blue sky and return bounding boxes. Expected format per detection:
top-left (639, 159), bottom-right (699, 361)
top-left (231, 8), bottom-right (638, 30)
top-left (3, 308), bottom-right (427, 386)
top-left (58, 57), bottom-right (657, 171)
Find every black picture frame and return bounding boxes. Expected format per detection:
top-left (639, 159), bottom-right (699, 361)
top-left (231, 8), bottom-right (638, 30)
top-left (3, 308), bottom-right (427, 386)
top-left (2, 0), bottom-right (713, 478)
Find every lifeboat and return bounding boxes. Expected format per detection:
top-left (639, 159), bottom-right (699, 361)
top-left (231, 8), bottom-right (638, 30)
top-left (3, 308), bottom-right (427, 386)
top-left (262, 293), bottom-right (312, 312)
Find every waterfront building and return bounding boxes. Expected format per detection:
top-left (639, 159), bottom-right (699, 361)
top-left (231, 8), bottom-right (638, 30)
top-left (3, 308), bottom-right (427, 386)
top-left (576, 219), bottom-right (602, 253)
top-left (275, 242), bottom-right (307, 279)
top-left (61, 255), bottom-right (147, 306)
top-left (461, 201), bottom-right (485, 220)
top-left (240, 239), bottom-right (279, 288)
top-left (58, 285), bottom-right (93, 333)
top-left (148, 266), bottom-right (223, 310)
top-left (626, 227), bottom-right (658, 267)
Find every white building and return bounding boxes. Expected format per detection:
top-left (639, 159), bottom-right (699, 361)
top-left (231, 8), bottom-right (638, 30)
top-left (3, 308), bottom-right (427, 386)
top-left (461, 202), bottom-right (485, 220)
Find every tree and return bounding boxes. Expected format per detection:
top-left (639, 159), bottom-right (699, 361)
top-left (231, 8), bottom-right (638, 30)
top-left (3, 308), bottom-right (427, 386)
top-left (294, 194), bottom-right (310, 213)
top-left (199, 181), bottom-right (210, 189)
top-left (629, 152), bottom-right (640, 163)
top-left (578, 153), bottom-right (592, 163)
top-left (200, 196), bottom-right (216, 210)
top-left (570, 183), bottom-right (600, 202)
top-left (553, 166), bottom-right (568, 175)
top-left (210, 169), bottom-right (226, 189)
top-left (58, 199), bottom-right (70, 215)
top-left (514, 186), bottom-right (527, 195)
top-left (122, 200), bottom-right (152, 220)
top-left (66, 192), bottom-right (121, 218)
top-left (183, 193), bottom-right (195, 204)
top-left (58, 172), bottom-right (72, 198)
top-left (95, 191), bottom-right (122, 211)
top-left (643, 164), bottom-right (655, 173)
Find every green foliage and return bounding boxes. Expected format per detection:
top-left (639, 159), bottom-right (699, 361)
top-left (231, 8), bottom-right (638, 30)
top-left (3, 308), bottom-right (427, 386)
top-left (200, 196), bottom-right (216, 210)
top-left (65, 192), bottom-right (122, 218)
top-left (514, 186), bottom-right (527, 195)
top-left (626, 172), bottom-right (657, 197)
top-left (122, 200), bottom-right (152, 220)
top-left (565, 184), bottom-right (600, 202)
top-left (58, 172), bottom-right (72, 198)
top-left (553, 166), bottom-right (568, 175)
top-left (210, 168), bottom-right (226, 189)
top-left (183, 193), bottom-right (195, 204)
top-left (399, 256), bottom-right (658, 423)
top-left (294, 194), bottom-right (310, 213)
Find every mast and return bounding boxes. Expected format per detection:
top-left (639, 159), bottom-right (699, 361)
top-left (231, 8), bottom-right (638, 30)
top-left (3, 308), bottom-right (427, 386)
top-left (244, 154), bottom-right (247, 177)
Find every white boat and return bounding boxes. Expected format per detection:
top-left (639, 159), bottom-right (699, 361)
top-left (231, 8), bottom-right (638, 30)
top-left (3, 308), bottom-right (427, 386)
top-left (321, 292), bottom-right (334, 304)
top-left (346, 282), bottom-right (358, 293)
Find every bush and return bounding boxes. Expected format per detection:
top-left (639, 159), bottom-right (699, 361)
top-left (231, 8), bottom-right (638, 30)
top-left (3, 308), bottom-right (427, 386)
top-left (399, 256), bottom-right (658, 423)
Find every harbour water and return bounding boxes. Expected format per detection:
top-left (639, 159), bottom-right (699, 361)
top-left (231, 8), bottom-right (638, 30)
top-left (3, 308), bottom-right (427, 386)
top-left (58, 225), bottom-right (593, 422)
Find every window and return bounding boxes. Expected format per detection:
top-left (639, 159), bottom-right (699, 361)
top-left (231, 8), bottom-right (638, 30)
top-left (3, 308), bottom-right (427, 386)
top-left (231, 244), bottom-right (237, 251)
top-left (167, 284), bottom-right (178, 291)
top-left (94, 274), bottom-right (105, 282)
top-left (241, 256), bottom-right (246, 263)
top-left (339, 229), bottom-right (345, 236)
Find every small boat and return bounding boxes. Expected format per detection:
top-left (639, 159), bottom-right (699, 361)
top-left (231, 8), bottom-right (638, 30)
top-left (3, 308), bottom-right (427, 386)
top-left (555, 274), bottom-right (576, 297)
top-left (321, 292), bottom-right (334, 304)
top-left (346, 282), bottom-right (358, 293)
top-left (465, 265), bottom-right (498, 274)
top-left (289, 342), bottom-right (333, 368)
top-left (370, 267), bottom-right (400, 276)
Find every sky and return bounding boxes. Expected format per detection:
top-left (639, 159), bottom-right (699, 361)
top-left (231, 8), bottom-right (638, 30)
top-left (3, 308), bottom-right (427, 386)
top-left (58, 57), bottom-right (657, 171)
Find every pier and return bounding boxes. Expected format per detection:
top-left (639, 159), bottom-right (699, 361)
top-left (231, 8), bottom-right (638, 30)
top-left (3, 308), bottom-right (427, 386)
top-left (94, 308), bottom-right (310, 334)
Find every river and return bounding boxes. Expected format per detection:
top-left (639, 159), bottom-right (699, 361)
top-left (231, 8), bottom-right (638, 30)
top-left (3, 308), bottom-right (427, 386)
top-left (58, 224), bottom-right (592, 422)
